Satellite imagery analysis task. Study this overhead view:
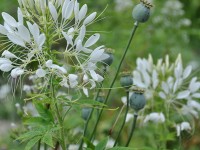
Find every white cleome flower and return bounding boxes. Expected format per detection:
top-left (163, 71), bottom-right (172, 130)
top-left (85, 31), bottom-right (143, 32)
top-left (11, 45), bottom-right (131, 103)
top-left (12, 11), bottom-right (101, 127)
top-left (176, 122), bottom-right (191, 136)
top-left (144, 112), bottom-right (165, 124)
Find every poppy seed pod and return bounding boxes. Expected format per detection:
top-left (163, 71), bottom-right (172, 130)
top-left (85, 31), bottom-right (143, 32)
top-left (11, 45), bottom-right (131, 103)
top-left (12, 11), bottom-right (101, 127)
top-left (120, 72), bottom-right (133, 89)
top-left (102, 48), bottom-right (114, 66)
top-left (132, 0), bottom-right (152, 23)
top-left (130, 92), bottom-right (146, 111)
top-left (81, 107), bottom-right (92, 121)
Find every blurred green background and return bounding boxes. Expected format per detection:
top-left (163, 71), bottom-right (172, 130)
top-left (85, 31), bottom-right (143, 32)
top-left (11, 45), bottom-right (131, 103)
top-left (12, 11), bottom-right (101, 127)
top-left (0, 0), bottom-right (200, 149)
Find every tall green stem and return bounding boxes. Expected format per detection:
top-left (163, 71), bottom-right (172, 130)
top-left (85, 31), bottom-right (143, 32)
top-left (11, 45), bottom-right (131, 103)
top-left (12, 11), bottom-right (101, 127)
top-left (89, 22), bottom-right (139, 140)
top-left (51, 76), bottom-right (66, 150)
top-left (125, 113), bottom-right (138, 147)
top-left (114, 91), bottom-right (129, 146)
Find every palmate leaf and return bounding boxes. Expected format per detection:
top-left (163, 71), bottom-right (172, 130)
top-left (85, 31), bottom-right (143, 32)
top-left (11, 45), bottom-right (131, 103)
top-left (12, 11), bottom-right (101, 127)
top-left (17, 130), bottom-right (43, 142)
top-left (95, 137), bottom-right (108, 150)
top-left (41, 133), bottom-right (54, 148)
top-left (23, 117), bottom-right (50, 126)
top-left (34, 103), bottom-right (54, 121)
top-left (24, 136), bottom-right (41, 150)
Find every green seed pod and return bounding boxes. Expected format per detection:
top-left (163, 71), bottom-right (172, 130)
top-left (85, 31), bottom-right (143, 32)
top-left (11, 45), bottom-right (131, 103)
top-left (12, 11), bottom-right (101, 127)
top-left (81, 107), bottom-right (92, 121)
top-left (102, 48), bottom-right (114, 66)
top-left (120, 72), bottom-right (133, 89)
top-left (132, 0), bottom-right (152, 23)
top-left (130, 92), bottom-right (146, 111)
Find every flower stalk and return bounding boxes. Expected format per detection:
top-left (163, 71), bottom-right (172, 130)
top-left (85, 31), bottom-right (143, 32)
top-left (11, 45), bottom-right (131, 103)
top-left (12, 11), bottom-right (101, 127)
top-left (89, 21), bottom-right (139, 140)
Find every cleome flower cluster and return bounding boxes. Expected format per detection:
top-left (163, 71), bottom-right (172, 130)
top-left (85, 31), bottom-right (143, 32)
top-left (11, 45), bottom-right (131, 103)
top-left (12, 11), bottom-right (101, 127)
top-left (132, 54), bottom-right (200, 136)
top-left (0, 0), bottom-right (109, 97)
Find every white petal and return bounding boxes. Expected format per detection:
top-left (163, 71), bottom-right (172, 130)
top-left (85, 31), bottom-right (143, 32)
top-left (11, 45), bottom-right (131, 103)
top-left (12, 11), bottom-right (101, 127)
top-left (17, 25), bottom-right (31, 42)
top-left (0, 58), bottom-right (12, 65)
top-left (2, 50), bottom-right (17, 59)
top-left (74, 0), bottom-right (79, 22)
top-left (121, 96), bottom-right (127, 104)
top-left (83, 12), bottom-right (96, 25)
top-left (96, 74), bottom-right (104, 82)
top-left (125, 113), bottom-right (133, 122)
top-left (192, 93), bottom-right (200, 98)
top-left (159, 92), bottom-right (166, 99)
top-left (2, 12), bottom-right (17, 27)
top-left (37, 33), bottom-right (46, 49)
top-left (162, 82), bottom-right (169, 94)
top-left (46, 60), bottom-right (53, 68)
top-left (7, 33), bottom-right (25, 47)
top-left (36, 68), bottom-right (46, 77)
top-left (89, 79), bottom-right (96, 89)
top-left (83, 87), bottom-right (89, 97)
top-left (183, 65), bottom-right (192, 79)
top-left (62, 31), bottom-right (73, 45)
top-left (176, 90), bottom-right (190, 99)
top-left (11, 67), bottom-right (24, 78)
top-left (63, 1), bottom-right (74, 20)
top-left (62, 0), bottom-right (70, 17)
top-left (49, 2), bottom-right (58, 21)
top-left (84, 34), bottom-right (100, 48)
top-left (181, 122), bottom-right (191, 131)
top-left (90, 70), bottom-right (98, 81)
top-left (89, 49), bottom-right (104, 61)
top-left (189, 81), bottom-right (200, 93)
top-left (17, 8), bottom-right (23, 25)
top-left (83, 74), bottom-right (89, 82)
top-left (0, 63), bottom-right (13, 72)
top-left (78, 4), bottom-right (87, 22)
top-left (0, 24), bottom-right (8, 35)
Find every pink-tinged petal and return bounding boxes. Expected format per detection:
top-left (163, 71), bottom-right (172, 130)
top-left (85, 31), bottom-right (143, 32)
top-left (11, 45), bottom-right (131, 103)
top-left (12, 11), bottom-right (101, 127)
top-left (83, 12), bottom-right (96, 25)
top-left (78, 4), bottom-right (87, 22)
top-left (7, 33), bottom-right (25, 47)
top-left (176, 90), bottom-right (190, 99)
top-left (49, 2), bottom-right (58, 21)
top-left (0, 24), bottom-right (8, 35)
top-left (2, 50), bottom-right (17, 59)
top-left (0, 63), bottom-right (13, 72)
top-left (183, 65), bottom-right (192, 79)
top-left (17, 25), bottom-right (31, 42)
top-left (2, 12), bottom-right (17, 27)
top-left (84, 33), bottom-right (100, 48)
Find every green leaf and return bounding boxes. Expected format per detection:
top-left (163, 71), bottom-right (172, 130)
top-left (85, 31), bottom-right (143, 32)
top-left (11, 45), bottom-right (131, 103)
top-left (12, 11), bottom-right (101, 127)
top-left (95, 137), bottom-right (108, 150)
top-left (83, 137), bottom-right (95, 149)
top-left (17, 130), bottom-right (43, 142)
top-left (24, 136), bottom-right (41, 150)
top-left (107, 147), bottom-right (152, 150)
top-left (23, 117), bottom-right (49, 126)
top-left (42, 133), bottom-right (54, 148)
top-left (34, 103), bottom-right (53, 121)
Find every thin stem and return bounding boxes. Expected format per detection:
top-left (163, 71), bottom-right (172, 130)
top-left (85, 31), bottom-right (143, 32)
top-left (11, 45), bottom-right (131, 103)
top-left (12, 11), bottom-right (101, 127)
top-left (37, 140), bottom-right (41, 150)
top-left (89, 22), bottom-right (139, 141)
top-left (114, 91), bottom-right (129, 146)
top-left (51, 77), bottom-right (66, 150)
top-left (125, 113), bottom-right (138, 147)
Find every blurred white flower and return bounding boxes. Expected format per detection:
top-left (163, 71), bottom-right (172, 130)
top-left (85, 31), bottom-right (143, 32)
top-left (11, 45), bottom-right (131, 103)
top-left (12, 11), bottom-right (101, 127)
top-left (176, 122), bottom-right (191, 136)
top-left (144, 112), bottom-right (165, 124)
top-left (0, 84), bottom-right (11, 99)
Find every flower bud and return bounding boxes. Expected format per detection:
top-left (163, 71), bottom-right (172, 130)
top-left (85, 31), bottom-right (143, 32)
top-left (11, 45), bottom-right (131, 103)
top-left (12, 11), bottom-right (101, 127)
top-left (132, 0), bottom-right (152, 23)
top-left (130, 92), bottom-right (146, 111)
top-left (81, 107), bottom-right (92, 121)
top-left (102, 48), bottom-right (114, 66)
top-left (120, 72), bottom-right (133, 89)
